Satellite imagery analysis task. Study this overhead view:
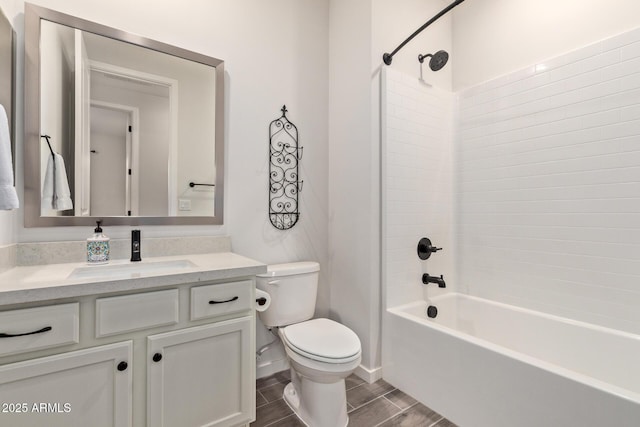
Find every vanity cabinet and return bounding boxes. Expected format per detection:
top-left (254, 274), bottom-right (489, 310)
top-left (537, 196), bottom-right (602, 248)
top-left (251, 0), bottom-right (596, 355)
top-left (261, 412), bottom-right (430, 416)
top-left (0, 277), bottom-right (257, 427)
top-left (0, 341), bottom-right (132, 427)
top-left (147, 316), bottom-right (253, 427)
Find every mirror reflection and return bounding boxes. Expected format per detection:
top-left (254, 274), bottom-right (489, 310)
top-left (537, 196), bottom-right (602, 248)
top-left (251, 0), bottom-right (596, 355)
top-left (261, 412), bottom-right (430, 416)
top-left (39, 20), bottom-right (217, 218)
top-left (25, 3), bottom-right (224, 226)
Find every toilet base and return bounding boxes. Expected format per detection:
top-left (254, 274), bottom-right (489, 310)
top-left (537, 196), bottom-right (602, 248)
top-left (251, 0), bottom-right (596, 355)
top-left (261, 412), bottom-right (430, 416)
top-left (282, 370), bottom-right (349, 427)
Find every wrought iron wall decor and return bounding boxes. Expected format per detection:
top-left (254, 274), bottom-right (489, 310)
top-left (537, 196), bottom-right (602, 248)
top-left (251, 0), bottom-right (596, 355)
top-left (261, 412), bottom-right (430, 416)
top-left (269, 105), bottom-right (303, 230)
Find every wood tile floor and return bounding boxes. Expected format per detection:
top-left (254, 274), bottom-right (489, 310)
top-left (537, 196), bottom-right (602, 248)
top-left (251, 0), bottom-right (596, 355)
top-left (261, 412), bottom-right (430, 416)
top-left (252, 370), bottom-right (458, 427)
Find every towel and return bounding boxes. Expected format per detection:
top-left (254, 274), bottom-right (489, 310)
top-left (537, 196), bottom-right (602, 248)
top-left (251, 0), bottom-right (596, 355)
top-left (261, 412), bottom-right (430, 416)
top-left (0, 104), bottom-right (19, 210)
top-left (41, 152), bottom-right (73, 211)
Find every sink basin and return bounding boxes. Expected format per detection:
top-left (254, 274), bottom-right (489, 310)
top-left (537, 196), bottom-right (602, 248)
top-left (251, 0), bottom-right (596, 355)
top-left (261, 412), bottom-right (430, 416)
top-left (68, 260), bottom-right (196, 280)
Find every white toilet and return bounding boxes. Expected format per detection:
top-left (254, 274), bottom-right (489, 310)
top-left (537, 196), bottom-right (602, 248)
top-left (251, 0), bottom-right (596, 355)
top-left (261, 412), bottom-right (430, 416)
top-left (256, 262), bottom-right (362, 427)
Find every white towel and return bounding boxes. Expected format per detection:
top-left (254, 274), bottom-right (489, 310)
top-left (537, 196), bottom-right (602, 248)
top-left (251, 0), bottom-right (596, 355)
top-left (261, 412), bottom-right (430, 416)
top-left (0, 104), bottom-right (19, 210)
top-left (41, 152), bottom-right (73, 211)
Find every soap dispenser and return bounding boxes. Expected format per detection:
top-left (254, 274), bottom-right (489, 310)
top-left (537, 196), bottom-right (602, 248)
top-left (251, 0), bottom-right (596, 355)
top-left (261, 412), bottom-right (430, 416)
top-left (87, 220), bottom-right (110, 264)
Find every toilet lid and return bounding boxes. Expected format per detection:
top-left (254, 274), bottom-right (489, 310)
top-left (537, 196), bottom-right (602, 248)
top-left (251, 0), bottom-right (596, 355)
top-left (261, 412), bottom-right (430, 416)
top-left (281, 318), bottom-right (361, 363)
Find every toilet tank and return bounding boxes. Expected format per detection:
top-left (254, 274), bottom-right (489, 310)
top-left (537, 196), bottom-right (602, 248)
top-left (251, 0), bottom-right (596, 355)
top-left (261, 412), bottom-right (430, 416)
top-left (256, 261), bottom-right (319, 327)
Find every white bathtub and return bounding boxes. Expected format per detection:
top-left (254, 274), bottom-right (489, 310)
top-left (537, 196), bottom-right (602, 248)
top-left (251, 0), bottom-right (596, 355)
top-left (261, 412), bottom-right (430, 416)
top-left (383, 293), bottom-right (640, 427)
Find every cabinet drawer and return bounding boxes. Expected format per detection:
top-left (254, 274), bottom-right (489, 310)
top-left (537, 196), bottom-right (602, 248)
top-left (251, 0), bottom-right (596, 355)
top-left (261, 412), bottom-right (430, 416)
top-left (96, 289), bottom-right (179, 338)
top-left (190, 280), bottom-right (252, 321)
top-left (0, 303), bottom-right (79, 357)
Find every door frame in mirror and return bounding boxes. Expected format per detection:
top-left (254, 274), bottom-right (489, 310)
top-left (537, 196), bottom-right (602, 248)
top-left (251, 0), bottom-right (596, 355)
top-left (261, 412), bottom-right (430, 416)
top-left (24, 3), bottom-right (224, 226)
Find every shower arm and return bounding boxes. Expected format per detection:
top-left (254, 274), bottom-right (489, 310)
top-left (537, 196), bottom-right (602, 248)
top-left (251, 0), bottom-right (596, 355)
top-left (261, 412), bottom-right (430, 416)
top-left (382, 0), bottom-right (465, 66)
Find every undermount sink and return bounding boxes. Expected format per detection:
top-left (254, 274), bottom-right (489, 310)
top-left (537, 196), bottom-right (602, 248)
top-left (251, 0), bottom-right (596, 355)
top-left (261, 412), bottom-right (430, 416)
top-left (68, 260), bottom-right (197, 280)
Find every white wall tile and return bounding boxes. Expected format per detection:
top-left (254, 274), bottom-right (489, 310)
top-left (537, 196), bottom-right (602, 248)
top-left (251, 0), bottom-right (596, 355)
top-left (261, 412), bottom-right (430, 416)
top-left (457, 27), bottom-right (640, 334)
top-left (383, 68), bottom-right (454, 308)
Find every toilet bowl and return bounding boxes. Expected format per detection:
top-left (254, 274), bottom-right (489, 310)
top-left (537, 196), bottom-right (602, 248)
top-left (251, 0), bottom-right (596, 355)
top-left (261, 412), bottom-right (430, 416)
top-left (256, 262), bottom-right (362, 427)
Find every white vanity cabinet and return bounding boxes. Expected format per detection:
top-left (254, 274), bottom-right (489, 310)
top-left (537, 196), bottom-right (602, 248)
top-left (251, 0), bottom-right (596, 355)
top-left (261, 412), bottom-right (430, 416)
top-left (0, 276), bottom-right (257, 427)
top-left (0, 341), bottom-right (133, 427)
top-left (147, 316), bottom-right (254, 427)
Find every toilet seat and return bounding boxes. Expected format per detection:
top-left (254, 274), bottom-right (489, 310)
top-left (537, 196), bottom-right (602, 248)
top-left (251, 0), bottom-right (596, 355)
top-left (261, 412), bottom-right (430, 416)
top-left (281, 318), bottom-right (361, 364)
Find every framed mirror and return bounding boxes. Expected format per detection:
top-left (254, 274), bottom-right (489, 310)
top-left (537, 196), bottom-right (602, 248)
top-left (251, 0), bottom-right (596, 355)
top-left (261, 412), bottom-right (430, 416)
top-left (24, 3), bottom-right (224, 226)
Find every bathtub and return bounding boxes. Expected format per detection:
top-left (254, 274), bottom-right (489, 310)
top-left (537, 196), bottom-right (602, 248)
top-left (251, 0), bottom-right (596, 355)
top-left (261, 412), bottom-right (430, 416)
top-left (383, 293), bottom-right (640, 427)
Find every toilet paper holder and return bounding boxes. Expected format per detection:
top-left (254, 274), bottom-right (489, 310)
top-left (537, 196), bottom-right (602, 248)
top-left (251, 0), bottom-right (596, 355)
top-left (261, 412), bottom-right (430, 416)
top-left (255, 288), bottom-right (271, 312)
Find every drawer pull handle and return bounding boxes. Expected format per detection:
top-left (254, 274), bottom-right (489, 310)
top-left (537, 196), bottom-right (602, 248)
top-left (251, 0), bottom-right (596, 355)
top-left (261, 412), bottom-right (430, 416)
top-left (117, 361), bottom-right (128, 371)
top-left (209, 296), bottom-right (239, 305)
top-left (0, 326), bottom-right (52, 338)
top-left (152, 353), bottom-right (163, 362)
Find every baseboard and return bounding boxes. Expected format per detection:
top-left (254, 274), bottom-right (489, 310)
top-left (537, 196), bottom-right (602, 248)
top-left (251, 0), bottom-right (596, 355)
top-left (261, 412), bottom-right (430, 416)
top-left (354, 364), bottom-right (383, 384)
top-left (256, 357), bottom-right (289, 379)
top-left (257, 358), bottom-right (382, 383)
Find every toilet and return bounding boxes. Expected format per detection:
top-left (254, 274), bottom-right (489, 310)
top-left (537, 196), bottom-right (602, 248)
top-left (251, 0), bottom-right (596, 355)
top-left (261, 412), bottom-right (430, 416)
top-left (256, 262), bottom-right (361, 427)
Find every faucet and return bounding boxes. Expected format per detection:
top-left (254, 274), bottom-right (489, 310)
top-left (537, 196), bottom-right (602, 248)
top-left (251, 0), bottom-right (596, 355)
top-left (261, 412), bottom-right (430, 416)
top-left (422, 273), bottom-right (446, 288)
top-left (131, 229), bottom-right (141, 262)
top-left (417, 237), bottom-right (442, 260)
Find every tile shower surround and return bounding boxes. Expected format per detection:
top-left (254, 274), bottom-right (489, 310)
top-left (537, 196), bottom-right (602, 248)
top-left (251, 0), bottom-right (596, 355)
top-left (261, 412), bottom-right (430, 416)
top-left (456, 26), bottom-right (640, 335)
top-left (384, 25), bottom-right (640, 335)
top-left (383, 69), bottom-right (454, 309)
top-left (252, 371), bottom-right (457, 427)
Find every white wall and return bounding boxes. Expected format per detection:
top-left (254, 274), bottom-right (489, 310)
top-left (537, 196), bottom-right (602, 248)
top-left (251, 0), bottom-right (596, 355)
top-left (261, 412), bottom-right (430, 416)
top-left (457, 26), bottom-right (640, 334)
top-left (3, 0), bottom-right (329, 375)
top-left (453, 0), bottom-right (640, 90)
top-left (328, 0), bottom-right (376, 373)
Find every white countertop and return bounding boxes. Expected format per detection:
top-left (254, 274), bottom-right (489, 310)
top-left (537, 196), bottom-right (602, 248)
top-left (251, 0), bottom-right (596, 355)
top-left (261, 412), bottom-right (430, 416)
top-left (0, 252), bottom-right (266, 306)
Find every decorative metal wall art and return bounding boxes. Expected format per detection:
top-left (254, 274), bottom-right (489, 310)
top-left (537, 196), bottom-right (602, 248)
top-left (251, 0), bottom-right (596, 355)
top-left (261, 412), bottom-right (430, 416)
top-left (269, 105), bottom-right (303, 230)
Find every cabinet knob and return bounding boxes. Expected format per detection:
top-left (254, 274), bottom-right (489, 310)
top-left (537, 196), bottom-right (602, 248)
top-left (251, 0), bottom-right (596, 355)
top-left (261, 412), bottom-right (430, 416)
top-left (152, 353), bottom-right (163, 362)
top-left (117, 361), bottom-right (128, 371)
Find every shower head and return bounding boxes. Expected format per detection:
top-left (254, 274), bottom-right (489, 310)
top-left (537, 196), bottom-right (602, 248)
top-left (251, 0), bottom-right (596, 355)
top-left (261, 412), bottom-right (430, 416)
top-left (418, 50), bottom-right (449, 71)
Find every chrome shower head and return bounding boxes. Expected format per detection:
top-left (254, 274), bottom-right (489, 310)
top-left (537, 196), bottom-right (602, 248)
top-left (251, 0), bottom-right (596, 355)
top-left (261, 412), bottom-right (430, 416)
top-left (418, 50), bottom-right (449, 71)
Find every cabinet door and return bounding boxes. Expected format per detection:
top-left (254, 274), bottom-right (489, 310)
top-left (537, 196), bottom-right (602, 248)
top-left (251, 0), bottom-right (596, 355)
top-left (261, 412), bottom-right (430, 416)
top-left (0, 341), bottom-right (132, 427)
top-left (147, 316), bottom-right (254, 427)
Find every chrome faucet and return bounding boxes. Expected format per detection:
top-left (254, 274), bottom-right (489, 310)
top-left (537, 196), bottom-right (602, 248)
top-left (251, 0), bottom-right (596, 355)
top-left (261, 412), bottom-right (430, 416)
top-left (422, 273), bottom-right (446, 288)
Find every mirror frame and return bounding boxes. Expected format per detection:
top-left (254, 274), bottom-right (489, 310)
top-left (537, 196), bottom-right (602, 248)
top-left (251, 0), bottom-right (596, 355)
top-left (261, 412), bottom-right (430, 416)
top-left (24, 3), bottom-right (224, 227)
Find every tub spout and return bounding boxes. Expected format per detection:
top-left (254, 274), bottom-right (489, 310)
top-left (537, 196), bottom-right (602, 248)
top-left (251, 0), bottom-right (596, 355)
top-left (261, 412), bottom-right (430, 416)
top-left (422, 273), bottom-right (446, 288)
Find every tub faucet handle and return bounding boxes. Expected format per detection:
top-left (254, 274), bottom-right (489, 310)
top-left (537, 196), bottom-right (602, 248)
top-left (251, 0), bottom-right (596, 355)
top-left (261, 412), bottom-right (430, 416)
top-left (417, 237), bottom-right (442, 260)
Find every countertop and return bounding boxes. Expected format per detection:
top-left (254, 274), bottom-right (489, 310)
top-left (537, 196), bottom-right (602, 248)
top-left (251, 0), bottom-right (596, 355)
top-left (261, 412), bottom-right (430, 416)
top-left (0, 252), bottom-right (266, 306)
